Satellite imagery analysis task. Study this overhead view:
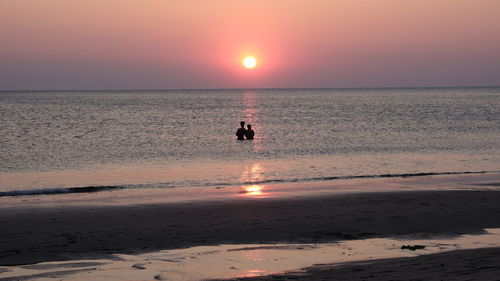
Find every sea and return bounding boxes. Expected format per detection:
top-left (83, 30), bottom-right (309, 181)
top-left (1, 87), bottom-right (499, 198)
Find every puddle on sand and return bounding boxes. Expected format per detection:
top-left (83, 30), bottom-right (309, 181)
top-left (2, 228), bottom-right (500, 281)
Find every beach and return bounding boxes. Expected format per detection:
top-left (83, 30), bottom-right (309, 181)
top-left (1, 174), bottom-right (500, 280)
top-left (1, 88), bottom-right (500, 280)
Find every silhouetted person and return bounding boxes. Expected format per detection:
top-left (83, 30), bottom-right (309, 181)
top-left (245, 124), bottom-right (255, 140)
top-left (235, 121), bottom-right (246, 140)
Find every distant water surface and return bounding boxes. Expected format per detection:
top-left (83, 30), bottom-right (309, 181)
top-left (1, 88), bottom-right (499, 196)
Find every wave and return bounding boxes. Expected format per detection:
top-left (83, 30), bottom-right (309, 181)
top-left (0, 170), bottom-right (496, 197)
top-left (0, 185), bottom-right (132, 197)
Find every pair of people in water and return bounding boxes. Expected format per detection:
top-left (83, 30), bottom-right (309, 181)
top-left (236, 121), bottom-right (254, 140)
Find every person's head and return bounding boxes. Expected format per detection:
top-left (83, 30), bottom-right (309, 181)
top-left (240, 121), bottom-right (245, 127)
top-left (247, 124), bottom-right (252, 130)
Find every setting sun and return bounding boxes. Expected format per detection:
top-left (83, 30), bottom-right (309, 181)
top-left (243, 56), bottom-right (257, 69)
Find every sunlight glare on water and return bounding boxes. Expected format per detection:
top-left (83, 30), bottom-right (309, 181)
top-left (1, 88), bottom-right (499, 195)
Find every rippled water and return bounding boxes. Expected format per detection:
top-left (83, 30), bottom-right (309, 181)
top-left (1, 88), bottom-right (499, 195)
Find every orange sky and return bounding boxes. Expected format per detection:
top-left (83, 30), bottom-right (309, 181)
top-left (1, 0), bottom-right (499, 90)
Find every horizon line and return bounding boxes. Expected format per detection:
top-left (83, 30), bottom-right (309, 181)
top-left (1, 85), bottom-right (500, 92)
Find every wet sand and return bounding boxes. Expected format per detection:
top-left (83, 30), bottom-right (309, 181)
top-left (1, 187), bottom-right (500, 267)
top-left (211, 247), bottom-right (500, 281)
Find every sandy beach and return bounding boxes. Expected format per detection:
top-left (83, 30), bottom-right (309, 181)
top-left (1, 174), bottom-right (500, 280)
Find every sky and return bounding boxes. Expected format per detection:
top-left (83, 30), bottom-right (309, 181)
top-left (1, 0), bottom-right (500, 90)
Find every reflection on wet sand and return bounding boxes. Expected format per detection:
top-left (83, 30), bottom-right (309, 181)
top-left (3, 229), bottom-right (500, 281)
top-left (241, 269), bottom-right (267, 278)
top-left (242, 185), bottom-right (264, 196)
top-left (240, 163), bottom-right (266, 196)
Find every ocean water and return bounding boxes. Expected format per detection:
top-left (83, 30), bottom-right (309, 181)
top-left (1, 88), bottom-right (499, 196)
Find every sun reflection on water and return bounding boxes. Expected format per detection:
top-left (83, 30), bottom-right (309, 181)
top-left (242, 91), bottom-right (263, 152)
top-left (239, 91), bottom-right (266, 197)
top-left (240, 163), bottom-right (266, 197)
top-left (243, 184), bottom-right (264, 196)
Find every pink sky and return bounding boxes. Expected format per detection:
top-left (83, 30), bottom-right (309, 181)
top-left (1, 0), bottom-right (500, 90)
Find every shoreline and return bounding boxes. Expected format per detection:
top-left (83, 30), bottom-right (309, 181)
top-left (1, 187), bottom-right (500, 266)
top-left (1, 172), bottom-right (499, 209)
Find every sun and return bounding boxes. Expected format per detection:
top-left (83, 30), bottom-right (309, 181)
top-left (243, 56), bottom-right (257, 69)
